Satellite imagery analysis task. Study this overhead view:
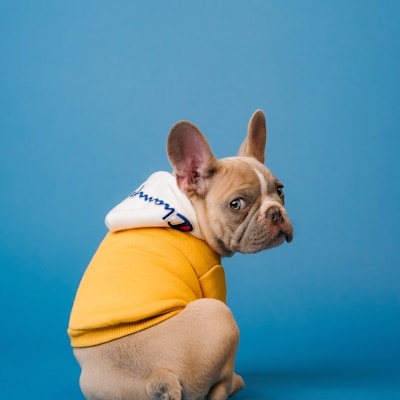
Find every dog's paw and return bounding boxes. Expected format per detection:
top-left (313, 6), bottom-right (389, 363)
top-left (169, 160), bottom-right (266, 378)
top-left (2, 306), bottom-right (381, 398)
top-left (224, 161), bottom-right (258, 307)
top-left (208, 373), bottom-right (245, 400)
top-left (230, 373), bottom-right (245, 397)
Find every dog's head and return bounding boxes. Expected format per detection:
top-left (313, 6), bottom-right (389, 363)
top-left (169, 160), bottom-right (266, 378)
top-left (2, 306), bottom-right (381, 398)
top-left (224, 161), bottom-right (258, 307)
top-left (167, 110), bottom-right (293, 257)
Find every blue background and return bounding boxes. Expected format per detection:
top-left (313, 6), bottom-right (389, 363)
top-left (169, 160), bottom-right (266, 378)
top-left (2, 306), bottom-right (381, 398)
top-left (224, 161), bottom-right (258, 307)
top-left (1, 1), bottom-right (399, 399)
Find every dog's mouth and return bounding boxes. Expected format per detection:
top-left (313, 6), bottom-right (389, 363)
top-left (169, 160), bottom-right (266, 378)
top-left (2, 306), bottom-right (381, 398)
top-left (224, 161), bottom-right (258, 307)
top-left (234, 226), bottom-right (293, 254)
top-left (270, 230), bottom-right (290, 248)
top-left (261, 223), bottom-right (294, 250)
top-left (217, 211), bottom-right (293, 256)
top-left (281, 229), bottom-right (293, 243)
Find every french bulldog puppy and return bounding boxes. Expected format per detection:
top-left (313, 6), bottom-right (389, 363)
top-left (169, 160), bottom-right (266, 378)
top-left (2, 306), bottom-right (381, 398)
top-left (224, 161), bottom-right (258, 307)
top-left (68, 110), bottom-right (293, 400)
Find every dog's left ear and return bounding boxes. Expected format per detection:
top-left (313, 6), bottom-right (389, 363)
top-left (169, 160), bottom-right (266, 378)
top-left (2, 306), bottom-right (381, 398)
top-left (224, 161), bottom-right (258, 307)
top-left (238, 109), bottom-right (267, 164)
top-left (167, 121), bottom-right (218, 195)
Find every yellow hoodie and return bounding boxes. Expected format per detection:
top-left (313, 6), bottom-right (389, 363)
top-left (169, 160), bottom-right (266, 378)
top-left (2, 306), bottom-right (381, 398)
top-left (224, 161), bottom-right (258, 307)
top-left (68, 227), bottom-right (225, 348)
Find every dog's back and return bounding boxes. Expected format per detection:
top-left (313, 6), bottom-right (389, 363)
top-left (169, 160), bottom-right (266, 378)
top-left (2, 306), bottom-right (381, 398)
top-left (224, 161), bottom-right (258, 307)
top-left (68, 227), bottom-right (225, 348)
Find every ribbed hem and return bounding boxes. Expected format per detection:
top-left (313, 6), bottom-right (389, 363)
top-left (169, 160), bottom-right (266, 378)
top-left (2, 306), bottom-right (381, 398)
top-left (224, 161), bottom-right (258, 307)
top-left (68, 309), bottom-right (182, 348)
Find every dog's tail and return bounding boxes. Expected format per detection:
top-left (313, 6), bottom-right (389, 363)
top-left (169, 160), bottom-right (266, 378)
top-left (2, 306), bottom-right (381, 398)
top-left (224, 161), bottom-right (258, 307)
top-left (146, 369), bottom-right (182, 400)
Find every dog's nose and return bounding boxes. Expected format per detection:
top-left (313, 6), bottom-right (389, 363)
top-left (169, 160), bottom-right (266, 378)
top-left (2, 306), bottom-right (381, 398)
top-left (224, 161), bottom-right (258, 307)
top-left (266, 206), bottom-right (283, 224)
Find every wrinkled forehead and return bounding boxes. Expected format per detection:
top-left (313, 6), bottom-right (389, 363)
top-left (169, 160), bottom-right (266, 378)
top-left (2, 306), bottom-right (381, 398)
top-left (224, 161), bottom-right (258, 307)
top-left (219, 156), bottom-right (277, 193)
top-left (220, 156), bottom-right (276, 179)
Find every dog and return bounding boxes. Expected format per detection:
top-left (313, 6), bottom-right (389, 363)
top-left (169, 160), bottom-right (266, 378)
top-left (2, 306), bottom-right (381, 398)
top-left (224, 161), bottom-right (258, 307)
top-left (68, 110), bottom-right (293, 400)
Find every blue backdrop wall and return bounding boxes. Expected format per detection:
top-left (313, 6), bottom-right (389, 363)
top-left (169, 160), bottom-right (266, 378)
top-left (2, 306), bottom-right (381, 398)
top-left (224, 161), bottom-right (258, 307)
top-left (1, 1), bottom-right (399, 399)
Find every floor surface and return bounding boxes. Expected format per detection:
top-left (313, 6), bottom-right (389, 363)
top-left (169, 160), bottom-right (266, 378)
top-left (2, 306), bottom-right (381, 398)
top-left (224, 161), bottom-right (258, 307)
top-left (3, 346), bottom-right (398, 400)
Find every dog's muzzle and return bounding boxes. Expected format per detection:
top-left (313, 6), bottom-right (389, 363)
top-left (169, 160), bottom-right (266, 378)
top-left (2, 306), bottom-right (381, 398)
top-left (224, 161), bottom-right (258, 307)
top-left (266, 206), bottom-right (293, 243)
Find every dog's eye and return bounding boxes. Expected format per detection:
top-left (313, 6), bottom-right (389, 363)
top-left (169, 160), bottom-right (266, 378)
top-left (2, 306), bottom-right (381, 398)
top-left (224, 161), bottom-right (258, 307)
top-left (230, 198), bottom-right (247, 211)
top-left (276, 184), bottom-right (285, 201)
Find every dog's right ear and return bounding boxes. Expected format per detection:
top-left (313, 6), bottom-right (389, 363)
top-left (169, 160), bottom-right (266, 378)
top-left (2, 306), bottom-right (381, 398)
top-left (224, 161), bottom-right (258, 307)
top-left (238, 109), bottom-right (267, 164)
top-left (167, 121), bottom-right (218, 196)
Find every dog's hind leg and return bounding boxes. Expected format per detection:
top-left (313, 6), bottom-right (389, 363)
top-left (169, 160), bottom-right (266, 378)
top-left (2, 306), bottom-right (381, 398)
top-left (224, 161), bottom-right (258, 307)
top-left (207, 373), bottom-right (245, 400)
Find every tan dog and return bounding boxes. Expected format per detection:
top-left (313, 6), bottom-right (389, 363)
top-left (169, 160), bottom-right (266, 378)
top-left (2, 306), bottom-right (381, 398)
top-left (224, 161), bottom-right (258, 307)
top-left (69, 110), bottom-right (293, 400)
